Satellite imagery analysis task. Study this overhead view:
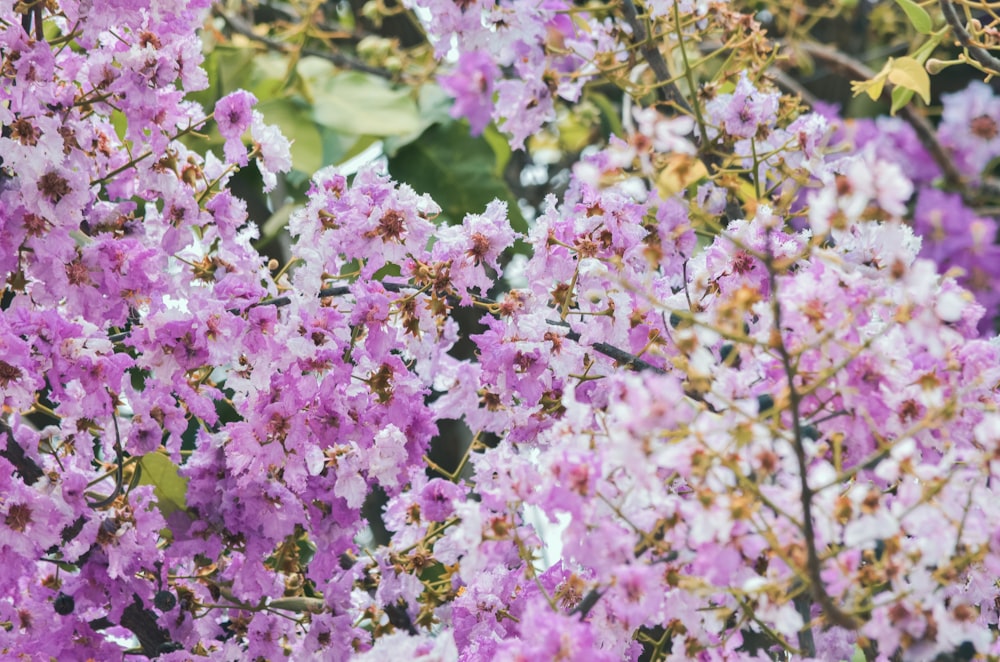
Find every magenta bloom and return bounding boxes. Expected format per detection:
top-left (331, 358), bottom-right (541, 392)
top-left (439, 51), bottom-right (498, 136)
top-left (214, 90), bottom-right (257, 140)
top-left (418, 478), bottom-right (465, 521)
top-left (939, 82), bottom-right (1000, 178)
top-left (706, 73), bottom-right (780, 139)
top-left (214, 90), bottom-right (257, 165)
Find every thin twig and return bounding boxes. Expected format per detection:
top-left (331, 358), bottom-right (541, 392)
top-left (939, 0), bottom-right (1000, 75)
top-left (211, 4), bottom-right (395, 80)
top-left (765, 233), bottom-right (859, 632)
top-left (85, 409), bottom-right (125, 509)
top-left (110, 282), bottom-right (671, 383)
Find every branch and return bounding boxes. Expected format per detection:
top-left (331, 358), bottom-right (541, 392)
top-left (111, 283), bottom-right (670, 381)
top-left (938, 0), bottom-right (1000, 75)
top-left (790, 41), bottom-right (967, 195)
top-left (118, 594), bottom-right (172, 657)
top-left (619, 0), bottom-right (694, 113)
top-left (765, 239), bottom-right (860, 632)
top-left (0, 418), bottom-right (43, 485)
top-left (211, 3), bottom-right (395, 80)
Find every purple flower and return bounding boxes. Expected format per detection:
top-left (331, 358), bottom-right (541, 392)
top-left (214, 90), bottom-right (257, 165)
top-left (251, 110), bottom-right (293, 191)
top-left (214, 90), bottom-right (257, 141)
top-left (939, 82), bottom-right (1000, 178)
top-left (439, 51), bottom-right (499, 136)
top-left (418, 478), bottom-right (465, 522)
top-left (706, 73), bottom-right (780, 140)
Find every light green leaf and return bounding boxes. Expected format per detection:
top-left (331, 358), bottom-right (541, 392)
top-left (138, 452), bottom-right (189, 517)
top-left (304, 67), bottom-right (422, 137)
top-left (383, 84), bottom-right (456, 156)
top-left (258, 201), bottom-right (298, 250)
top-left (890, 85), bottom-right (915, 115)
top-left (893, 0), bottom-right (933, 34)
top-left (482, 124), bottom-right (512, 178)
top-left (851, 74), bottom-right (887, 102)
top-left (216, 47), bottom-right (289, 100)
top-left (256, 98), bottom-right (323, 173)
top-left (888, 56), bottom-right (932, 103)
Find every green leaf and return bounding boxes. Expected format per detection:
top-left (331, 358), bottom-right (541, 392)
top-left (893, 0), bottom-right (933, 34)
top-left (214, 47), bottom-right (289, 100)
top-left (258, 201), bottom-right (298, 250)
top-left (888, 56), bottom-right (932, 103)
top-left (851, 60), bottom-right (890, 102)
top-left (383, 83), bottom-right (455, 156)
top-left (890, 85), bottom-right (915, 115)
top-left (138, 452), bottom-right (189, 517)
top-left (482, 124), bottom-right (513, 178)
top-left (256, 98), bottom-right (323, 174)
top-left (301, 61), bottom-right (422, 137)
top-left (388, 122), bottom-right (526, 232)
top-left (588, 91), bottom-right (625, 138)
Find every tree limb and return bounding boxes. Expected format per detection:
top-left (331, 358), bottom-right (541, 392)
top-left (619, 0), bottom-right (694, 113)
top-left (211, 3), bottom-right (396, 80)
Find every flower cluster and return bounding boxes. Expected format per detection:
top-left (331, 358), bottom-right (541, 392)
top-left (3, 0), bottom-right (1000, 661)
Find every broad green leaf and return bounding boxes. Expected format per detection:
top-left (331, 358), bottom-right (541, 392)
top-left (214, 47), bottom-right (289, 100)
top-left (332, 133), bottom-right (381, 166)
top-left (303, 64), bottom-right (422, 137)
top-left (888, 56), bottom-right (931, 103)
top-left (388, 122), bottom-right (526, 232)
top-left (258, 201), bottom-right (298, 250)
top-left (890, 85), bottom-right (915, 115)
top-left (383, 83), bottom-right (454, 156)
top-left (256, 98), bottom-right (323, 173)
top-left (138, 452), bottom-right (189, 517)
top-left (893, 0), bottom-right (933, 34)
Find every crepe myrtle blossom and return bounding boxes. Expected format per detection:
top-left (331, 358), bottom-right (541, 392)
top-left (938, 81), bottom-right (1000, 179)
top-left (5, 0), bottom-right (1000, 660)
top-left (438, 51), bottom-right (499, 136)
top-left (214, 90), bottom-right (257, 166)
top-left (705, 73), bottom-right (781, 140)
top-left (632, 107), bottom-right (696, 155)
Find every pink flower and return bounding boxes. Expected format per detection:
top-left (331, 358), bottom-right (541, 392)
top-left (439, 51), bottom-right (499, 136)
top-left (214, 90), bottom-right (257, 165)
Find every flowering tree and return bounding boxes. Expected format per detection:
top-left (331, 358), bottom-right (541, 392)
top-left (4, 0), bottom-right (1000, 660)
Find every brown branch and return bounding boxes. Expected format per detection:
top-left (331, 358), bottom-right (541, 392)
top-left (1, 418), bottom-right (43, 485)
top-left (119, 594), bottom-right (172, 657)
top-left (765, 239), bottom-right (860, 632)
top-left (789, 41), bottom-right (967, 195)
top-left (939, 0), bottom-right (1000, 75)
top-left (211, 3), bottom-right (395, 80)
top-left (619, 0), bottom-right (694, 113)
